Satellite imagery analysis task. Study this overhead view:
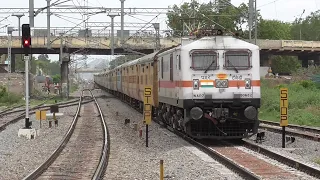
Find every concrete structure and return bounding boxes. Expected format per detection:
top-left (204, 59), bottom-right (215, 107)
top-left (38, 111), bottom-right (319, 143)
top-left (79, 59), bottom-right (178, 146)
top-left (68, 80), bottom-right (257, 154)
top-left (1, 36), bottom-right (320, 55)
top-left (75, 68), bottom-right (104, 73)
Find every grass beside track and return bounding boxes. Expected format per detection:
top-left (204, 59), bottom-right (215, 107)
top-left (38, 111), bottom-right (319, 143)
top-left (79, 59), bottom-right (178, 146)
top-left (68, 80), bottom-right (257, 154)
top-left (0, 96), bottom-right (73, 110)
top-left (259, 78), bottom-right (320, 127)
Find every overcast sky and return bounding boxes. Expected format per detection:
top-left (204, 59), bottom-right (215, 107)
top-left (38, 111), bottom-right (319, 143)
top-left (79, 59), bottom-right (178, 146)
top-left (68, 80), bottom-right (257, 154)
top-left (1, 0), bottom-right (318, 62)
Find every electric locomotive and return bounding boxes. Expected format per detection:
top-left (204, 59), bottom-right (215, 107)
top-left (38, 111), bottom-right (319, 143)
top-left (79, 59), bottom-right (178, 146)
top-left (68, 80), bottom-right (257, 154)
top-left (94, 29), bottom-right (260, 139)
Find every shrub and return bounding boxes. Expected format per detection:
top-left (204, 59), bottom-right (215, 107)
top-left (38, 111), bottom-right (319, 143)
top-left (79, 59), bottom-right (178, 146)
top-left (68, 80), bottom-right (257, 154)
top-left (0, 86), bottom-right (23, 105)
top-left (259, 78), bottom-right (320, 127)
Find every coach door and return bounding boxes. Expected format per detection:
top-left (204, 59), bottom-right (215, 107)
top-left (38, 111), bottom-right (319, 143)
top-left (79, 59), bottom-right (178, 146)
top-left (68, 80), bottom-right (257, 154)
top-left (175, 54), bottom-right (181, 104)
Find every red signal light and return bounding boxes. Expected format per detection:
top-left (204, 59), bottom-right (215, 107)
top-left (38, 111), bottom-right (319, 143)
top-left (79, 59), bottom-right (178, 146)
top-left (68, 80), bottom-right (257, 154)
top-left (23, 38), bottom-right (30, 48)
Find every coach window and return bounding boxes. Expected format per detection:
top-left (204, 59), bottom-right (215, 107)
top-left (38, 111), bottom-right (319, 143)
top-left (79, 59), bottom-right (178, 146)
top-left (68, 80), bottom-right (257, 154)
top-left (178, 55), bottom-right (181, 70)
top-left (145, 75), bottom-right (147, 84)
top-left (161, 57), bottom-right (164, 79)
top-left (170, 54), bottom-right (173, 81)
top-left (224, 50), bottom-right (251, 70)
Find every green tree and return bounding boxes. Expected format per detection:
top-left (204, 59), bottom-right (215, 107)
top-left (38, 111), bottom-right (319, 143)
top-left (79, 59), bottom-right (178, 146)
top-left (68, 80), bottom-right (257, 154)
top-left (14, 54), bottom-right (37, 74)
top-left (52, 74), bottom-right (61, 84)
top-left (291, 10), bottom-right (320, 40)
top-left (34, 54), bottom-right (60, 76)
top-left (257, 19), bottom-right (293, 40)
top-left (109, 55), bottom-right (142, 69)
top-left (271, 56), bottom-right (301, 74)
top-left (166, 0), bottom-right (251, 36)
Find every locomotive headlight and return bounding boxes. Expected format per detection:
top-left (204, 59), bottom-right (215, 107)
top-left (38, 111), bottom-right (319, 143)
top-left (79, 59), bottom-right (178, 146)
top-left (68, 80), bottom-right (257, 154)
top-left (190, 107), bottom-right (203, 120)
top-left (215, 79), bottom-right (228, 88)
top-left (193, 79), bottom-right (200, 90)
top-left (244, 106), bottom-right (257, 120)
top-left (245, 78), bottom-right (251, 89)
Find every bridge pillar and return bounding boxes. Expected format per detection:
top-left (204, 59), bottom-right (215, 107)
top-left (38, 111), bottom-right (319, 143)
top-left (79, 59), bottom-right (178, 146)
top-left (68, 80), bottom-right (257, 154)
top-left (60, 53), bottom-right (70, 98)
top-left (298, 55), bottom-right (309, 68)
top-left (260, 54), bottom-right (271, 66)
top-left (313, 56), bottom-right (320, 67)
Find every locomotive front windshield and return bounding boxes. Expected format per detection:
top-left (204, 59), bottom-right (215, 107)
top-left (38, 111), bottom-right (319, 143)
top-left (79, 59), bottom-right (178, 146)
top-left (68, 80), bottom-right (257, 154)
top-left (191, 51), bottom-right (218, 70)
top-left (191, 50), bottom-right (251, 71)
top-left (224, 51), bottom-right (251, 70)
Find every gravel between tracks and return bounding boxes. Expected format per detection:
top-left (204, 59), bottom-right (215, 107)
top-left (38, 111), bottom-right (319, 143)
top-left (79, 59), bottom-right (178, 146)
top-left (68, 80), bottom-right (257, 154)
top-left (247, 129), bottom-right (320, 170)
top-left (0, 105), bottom-right (77, 180)
top-left (96, 91), bottom-right (243, 180)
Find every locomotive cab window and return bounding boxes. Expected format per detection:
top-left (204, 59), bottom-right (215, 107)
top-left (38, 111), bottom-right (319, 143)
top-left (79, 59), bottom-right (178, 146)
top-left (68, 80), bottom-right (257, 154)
top-left (191, 51), bottom-right (218, 70)
top-left (224, 50), bottom-right (251, 70)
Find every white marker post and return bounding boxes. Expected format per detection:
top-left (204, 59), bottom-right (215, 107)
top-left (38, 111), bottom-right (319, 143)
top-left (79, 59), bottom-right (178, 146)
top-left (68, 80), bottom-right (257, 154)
top-left (24, 55), bottom-right (30, 127)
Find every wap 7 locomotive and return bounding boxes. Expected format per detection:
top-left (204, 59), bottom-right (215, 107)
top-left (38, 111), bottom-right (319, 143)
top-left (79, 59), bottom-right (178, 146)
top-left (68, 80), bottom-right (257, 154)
top-left (94, 29), bottom-right (261, 139)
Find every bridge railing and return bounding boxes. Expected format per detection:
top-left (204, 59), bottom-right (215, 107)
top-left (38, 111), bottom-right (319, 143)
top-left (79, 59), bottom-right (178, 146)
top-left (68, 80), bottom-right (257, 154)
top-left (2, 30), bottom-right (320, 50)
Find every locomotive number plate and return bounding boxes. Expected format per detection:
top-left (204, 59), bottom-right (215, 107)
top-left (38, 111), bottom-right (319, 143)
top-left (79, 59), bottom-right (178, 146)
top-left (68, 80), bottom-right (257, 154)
top-left (200, 75), bottom-right (211, 80)
top-left (231, 75), bottom-right (243, 80)
top-left (240, 93), bottom-right (253, 98)
top-left (193, 93), bottom-right (205, 98)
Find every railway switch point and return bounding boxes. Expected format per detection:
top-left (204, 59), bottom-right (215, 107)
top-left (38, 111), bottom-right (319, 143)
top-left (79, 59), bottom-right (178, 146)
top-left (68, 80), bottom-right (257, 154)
top-left (18, 128), bottom-right (37, 139)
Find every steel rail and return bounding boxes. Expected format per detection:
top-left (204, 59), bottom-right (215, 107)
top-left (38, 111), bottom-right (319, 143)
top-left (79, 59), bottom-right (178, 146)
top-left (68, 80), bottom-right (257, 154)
top-left (0, 98), bottom-right (79, 117)
top-left (154, 119), bottom-right (260, 180)
top-left (0, 104), bottom-right (24, 116)
top-left (23, 89), bottom-right (109, 180)
top-left (242, 140), bottom-right (320, 179)
top-left (22, 90), bottom-right (84, 180)
top-left (0, 99), bottom-right (93, 132)
top-left (90, 89), bottom-right (110, 180)
top-left (259, 122), bottom-right (320, 142)
top-left (260, 120), bottom-right (320, 134)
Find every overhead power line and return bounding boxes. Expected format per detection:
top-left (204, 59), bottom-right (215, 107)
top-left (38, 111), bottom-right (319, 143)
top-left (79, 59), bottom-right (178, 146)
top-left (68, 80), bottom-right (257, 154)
top-left (0, 7), bottom-right (172, 14)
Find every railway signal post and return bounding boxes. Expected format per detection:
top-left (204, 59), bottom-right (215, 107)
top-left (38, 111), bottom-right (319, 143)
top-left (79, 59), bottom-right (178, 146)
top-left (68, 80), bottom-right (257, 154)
top-left (144, 86), bottom-right (152, 147)
top-left (18, 24), bottom-right (37, 139)
top-left (280, 88), bottom-right (288, 148)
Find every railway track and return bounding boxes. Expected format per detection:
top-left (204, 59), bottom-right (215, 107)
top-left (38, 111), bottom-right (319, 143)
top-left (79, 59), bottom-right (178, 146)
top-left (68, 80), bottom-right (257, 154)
top-left (259, 120), bottom-right (320, 142)
top-left (0, 98), bottom-right (79, 117)
top-left (102, 90), bottom-right (320, 180)
top-left (0, 97), bottom-right (93, 132)
top-left (0, 104), bottom-right (24, 116)
top-left (23, 89), bottom-right (110, 180)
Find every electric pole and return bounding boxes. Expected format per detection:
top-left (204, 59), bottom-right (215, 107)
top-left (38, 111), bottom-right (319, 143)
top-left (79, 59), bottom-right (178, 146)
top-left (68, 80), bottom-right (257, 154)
top-left (29, 0), bottom-right (34, 27)
top-left (120, 0), bottom-right (125, 44)
top-left (108, 14), bottom-right (120, 58)
top-left (248, 0), bottom-right (254, 41)
top-left (12, 13), bottom-right (24, 37)
top-left (7, 27), bottom-right (13, 73)
top-left (153, 23), bottom-right (160, 51)
top-left (47, 0), bottom-right (51, 49)
top-left (254, 0), bottom-right (257, 44)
